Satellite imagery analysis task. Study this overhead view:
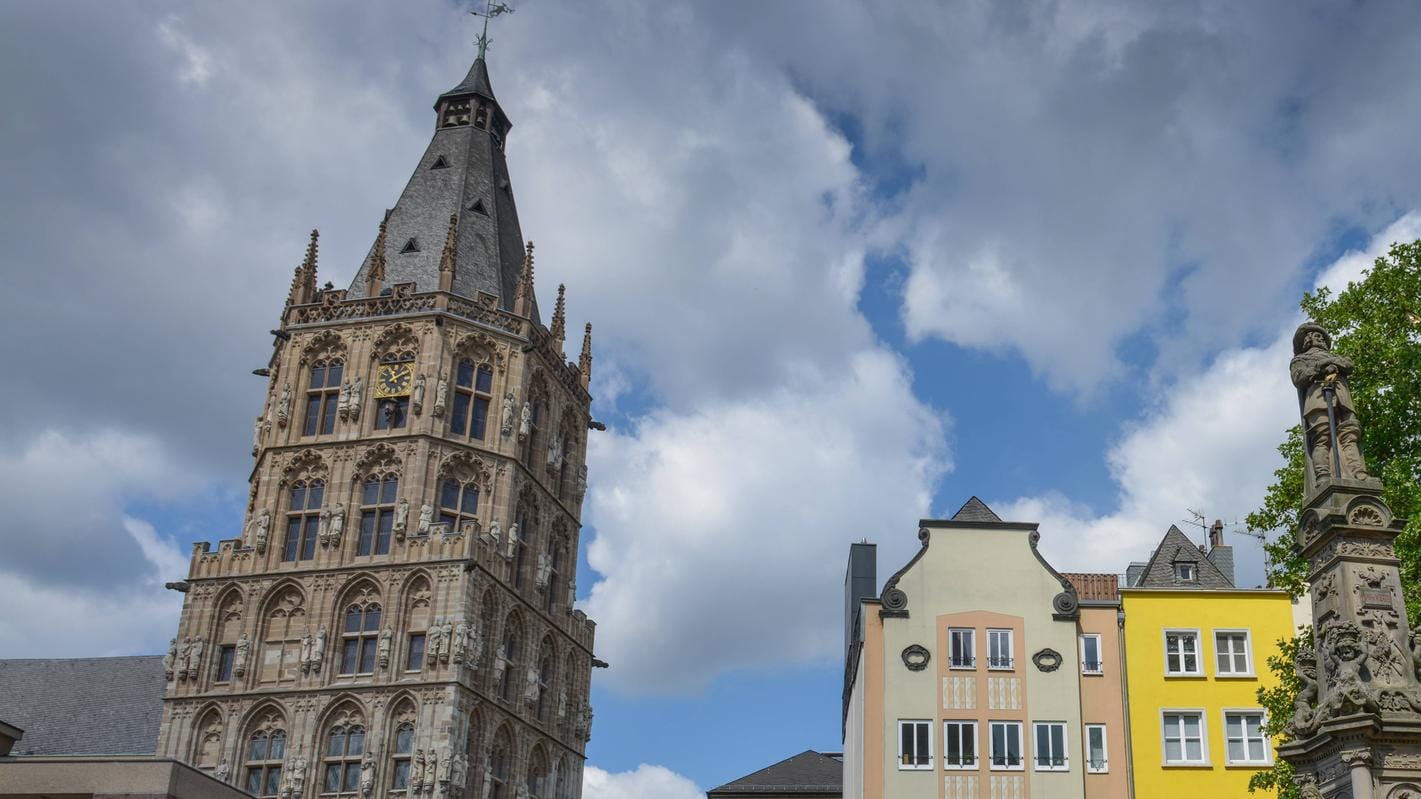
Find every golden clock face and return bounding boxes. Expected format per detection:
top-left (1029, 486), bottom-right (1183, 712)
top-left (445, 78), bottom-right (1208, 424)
top-left (375, 363), bottom-right (414, 398)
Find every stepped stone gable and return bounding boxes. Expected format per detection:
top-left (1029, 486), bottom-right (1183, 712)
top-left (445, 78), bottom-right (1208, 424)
top-left (156, 53), bottom-right (597, 799)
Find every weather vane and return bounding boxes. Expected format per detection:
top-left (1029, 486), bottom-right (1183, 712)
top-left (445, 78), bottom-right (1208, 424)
top-left (471, 0), bottom-right (514, 60)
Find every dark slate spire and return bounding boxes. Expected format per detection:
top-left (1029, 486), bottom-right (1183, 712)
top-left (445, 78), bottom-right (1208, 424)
top-left (348, 55), bottom-right (537, 322)
top-left (951, 496), bottom-right (1003, 524)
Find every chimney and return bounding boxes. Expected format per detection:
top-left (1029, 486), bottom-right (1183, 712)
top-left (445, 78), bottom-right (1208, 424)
top-left (1209, 519), bottom-right (1224, 550)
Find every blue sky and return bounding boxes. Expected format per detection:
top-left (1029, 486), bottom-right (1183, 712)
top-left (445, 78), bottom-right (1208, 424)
top-left (3, 2), bottom-right (1421, 796)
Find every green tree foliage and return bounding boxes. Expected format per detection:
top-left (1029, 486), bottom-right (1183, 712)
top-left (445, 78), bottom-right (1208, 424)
top-left (1246, 239), bottom-right (1421, 795)
top-left (1249, 628), bottom-right (1312, 798)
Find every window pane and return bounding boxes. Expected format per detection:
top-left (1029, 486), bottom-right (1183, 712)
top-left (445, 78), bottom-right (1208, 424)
top-left (1186, 738), bottom-right (1202, 761)
top-left (408, 634), bottom-right (425, 670)
top-left (246, 770), bottom-right (262, 794)
top-left (457, 361), bottom-right (474, 387)
top-left (462, 486), bottom-right (479, 514)
top-left (269, 733), bottom-right (284, 759)
top-left (303, 397), bottom-right (321, 436)
top-left (395, 725), bottom-right (414, 754)
top-left (1183, 715), bottom-right (1200, 737)
top-left (472, 397), bottom-right (490, 439)
top-left (360, 639), bottom-right (376, 673)
top-left (324, 763), bottom-right (342, 793)
top-left (321, 395), bottom-right (337, 435)
top-left (344, 762), bottom-right (361, 790)
top-left (327, 363), bottom-right (343, 385)
top-left (290, 485), bottom-right (306, 511)
top-left (393, 760), bottom-right (410, 789)
top-left (327, 728), bottom-right (346, 756)
top-left (308, 482), bottom-right (324, 508)
top-left (345, 607), bottom-right (362, 633)
top-left (302, 518), bottom-right (318, 560)
top-left (358, 512), bottom-right (375, 555)
top-left (382, 477), bottom-right (398, 504)
top-left (363, 480), bottom-right (380, 506)
top-left (451, 393), bottom-right (470, 435)
top-left (347, 728), bottom-right (364, 756)
top-left (311, 365), bottom-right (326, 389)
top-left (249, 735), bottom-right (267, 761)
top-left (365, 606), bottom-right (381, 631)
top-left (476, 366), bottom-right (493, 393)
top-left (1165, 738), bottom-right (1182, 761)
top-left (283, 519), bottom-right (301, 562)
top-left (377, 512), bottom-right (392, 554)
top-left (341, 640), bottom-right (358, 674)
top-left (441, 479), bottom-right (460, 510)
top-left (265, 767), bottom-right (282, 796)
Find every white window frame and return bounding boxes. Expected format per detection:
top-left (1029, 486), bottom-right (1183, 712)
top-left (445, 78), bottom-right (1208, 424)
top-left (987, 629), bottom-right (1014, 670)
top-left (1163, 628), bottom-right (1203, 676)
top-left (898, 719), bottom-right (933, 771)
top-left (988, 721), bottom-right (1024, 771)
top-left (1085, 724), bottom-right (1108, 773)
top-left (948, 628), bottom-right (976, 670)
top-left (1079, 633), bottom-right (1104, 675)
top-left (1160, 709), bottom-right (1210, 767)
top-left (1174, 562), bottom-right (1195, 581)
top-left (1032, 721), bottom-right (1069, 772)
top-left (942, 720), bottom-right (979, 770)
top-left (1213, 629), bottom-right (1254, 677)
top-left (1222, 709), bottom-right (1271, 766)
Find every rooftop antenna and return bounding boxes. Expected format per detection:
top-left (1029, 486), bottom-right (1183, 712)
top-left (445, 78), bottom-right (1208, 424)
top-left (1184, 507), bottom-right (1273, 586)
top-left (471, 0), bottom-right (514, 60)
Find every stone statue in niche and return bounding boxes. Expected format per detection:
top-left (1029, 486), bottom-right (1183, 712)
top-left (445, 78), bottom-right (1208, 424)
top-left (427, 618), bottom-right (444, 667)
top-left (505, 523), bottom-right (519, 560)
top-left (214, 758), bottom-right (231, 783)
top-left (432, 379), bottom-right (448, 418)
top-left (418, 504), bottom-right (434, 536)
top-left (287, 755), bottom-right (307, 796)
top-left (1323, 623), bottom-right (1378, 716)
top-left (451, 753), bottom-right (468, 790)
top-left (277, 384), bottom-right (292, 427)
top-left (422, 749), bottom-right (437, 792)
top-left (501, 391), bottom-right (515, 436)
top-left (481, 766), bottom-right (494, 799)
top-left (492, 654), bottom-right (507, 686)
top-left (519, 402), bottom-right (531, 440)
top-left (176, 637), bottom-right (192, 680)
top-left (187, 637), bottom-right (205, 679)
top-left (377, 628), bottom-right (392, 668)
top-left (523, 666), bottom-right (541, 705)
top-left (338, 381), bottom-right (352, 418)
top-left (452, 620), bottom-right (468, 663)
top-left (311, 626), bottom-right (326, 672)
top-left (347, 376), bottom-right (363, 420)
top-left (440, 619), bottom-right (454, 662)
top-left (252, 417), bottom-right (264, 456)
top-left (410, 751), bottom-right (426, 791)
top-left (249, 508), bottom-right (271, 553)
top-left (1291, 323), bottom-right (1369, 485)
top-left (486, 519), bottom-right (501, 548)
top-left (234, 633), bottom-right (250, 677)
top-left (359, 751), bottom-right (374, 797)
top-left (515, 784), bottom-right (529, 799)
top-left (575, 465), bottom-right (588, 498)
top-left (557, 684), bottom-right (567, 719)
top-left (299, 631), bottom-right (314, 673)
top-left (163, 638), bottom-right (177, 680)
top-left (547, 434), bottom-right (562, 468)
top-left (1291, 649), bottom-right (1320, 737)
top-left (438, 749), bottom-right (453, 786)
top-left (393, 498), bottom-right (410, 538)
top-left (323, 503), bottom-right (346, 547)
top-left (469, 623), bottom-right (484, 667)
top-left (412, 374), bottom-right (426, 414)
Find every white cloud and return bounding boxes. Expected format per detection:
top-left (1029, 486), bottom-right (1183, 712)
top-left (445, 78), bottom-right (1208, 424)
top-left (582, 764), bottom-right (702, 799)
top-left (156, 16), bottom-right (214, 87)
top-left (583, 350), bottom-right (947, 693)
top-left (999, 212), bottom-right (1421, 582)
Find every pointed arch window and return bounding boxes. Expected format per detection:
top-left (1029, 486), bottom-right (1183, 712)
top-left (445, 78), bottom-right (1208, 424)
top-left (488, 729), bottom-right (511, 799)
top-left (283, 480), bottom-right (324, 562)
top-left (450, 360), bottom-right (494, 440)
top-left (340, 603), bottom-right (382, 676)
top-left (303, 360), bottom-right (343, 437)
top-left (499, 623), bottom-right (521, 702)
top-left (321, 724), bottom-right (365, 795)
top-left (260, 598), bottom-right (305, 684)
top-left (438, 478), bottom-right (480, 535)
top-left (535, 643), bottom-right (554, 722)
top-left (556, 430), bottom-right (573, 500)
top-left (357, 474), bottom-right (398, 556)
top-left (389, 722), bottom-right (415, 791)
top-left (243, 729), bottom-right (285, 797)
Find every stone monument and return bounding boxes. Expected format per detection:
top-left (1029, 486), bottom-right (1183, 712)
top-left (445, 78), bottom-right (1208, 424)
top-left (1279, 323), bottom-right (1420, 799)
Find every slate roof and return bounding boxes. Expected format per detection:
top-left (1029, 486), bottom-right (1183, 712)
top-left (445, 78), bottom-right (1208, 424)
top-left (950, 496), bottom-right (1003, 523)
top-left (348, 55), bottom-right (539, 322)
top-left (707, 750), bottom-right (843, 796)
top-left (1132, 525), bottom-right (1235, 589)
top-left (0, 656), bottom-right (166, 756)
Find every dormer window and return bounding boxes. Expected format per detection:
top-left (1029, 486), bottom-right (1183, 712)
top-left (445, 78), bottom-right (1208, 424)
top-left (1174, 562), bottom-right (1195, 581)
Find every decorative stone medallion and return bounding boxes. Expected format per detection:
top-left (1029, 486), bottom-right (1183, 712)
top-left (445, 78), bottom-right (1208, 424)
top-left (901, 644), bottom-right (930, 672)
top-left (1032, 648), bottom-right (1063, 673)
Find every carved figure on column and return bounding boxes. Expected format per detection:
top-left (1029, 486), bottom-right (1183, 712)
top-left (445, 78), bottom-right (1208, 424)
top-left (546, 434), bottom-right (562, 469)
top-left (422, 749), bottom-right (438, 794)
top-left (534, 552), bottom-right (551, 590)
top-left (427, 619), bottom-right (444, 668)
top-left (411, 750), bottom-right (426, 790)
top-left (187, 636), bottom-right (205, 679)
top-left (518, 402), bottom-right (531, 440)
top-left (501, 391), bottom-right (515, 437)
top-left (359, 751), bottom-right (375, 797)
top-left (452, 620), bottom-right (468, 664)
top-left (487, 519), bottom-right (501, 549)
top-left (412, 374), bottom-right (426, 415)
top-left (324, 503), bottom-right (346, 547)
top-left (299, 631), bottom-right (314, 673)
top-left (433, 379), bottom-right (448, 418)
top-left (277, 384), bottom-right (292, 427)
top-left (439, 618), bottom-right (454, 663)
top-left (378, 628), bottom-right (392, 668)
top-left (311, 626), bottom-right (327, 672)
top-left (252, 417), bottom-right (265, 456)
top-left (505, 523), bottom-right (519, 560)
top-left (567, 578), bottom-right (577, 609)
top-left (557, 684), bottom-right (567, 720)
top-left (418, 504), bottom-right (434, 536)
top-left (394, 497), bottom-right (410, 539)
top-left (575, 464), bottom-right (588, 499)
top-left (469, 623), bottom-right (484, 667)
top-left (234, 633), bottom-right (250, 678)
top-left (451, 754), bottom-right (468, 792)
top-left (287, 754), bottom-right (307, 797)
top-left (215, 758), bottom-right (231, 783)
top-left (438, 748), bottom-right (453, 787)
top-left (492, 654), bottom-right (507, 686)
top-left (515, 785), bottom-right (529, 799)
top-left (523, 666), bottom-right (541, 706)
top-left (1323, 623), bottom-right (1378, 716)
top-left (1292, 323), bottom-right (1369, 486)
top-left (481, 766), bottom-right (493, 799)
top-left (1291, 648), bottom-right (1320, 737)
top-left (176, 637), bottom-right (192, 680)
top-left (164, 637), bottom-right (177, 680)
top-left (250, 508), bottom-right (272, 553)
top-left (338, 381), bottom-right (352, 418)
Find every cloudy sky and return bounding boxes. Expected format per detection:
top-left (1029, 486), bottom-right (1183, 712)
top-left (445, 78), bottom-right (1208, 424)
top-left (3, 1), bottom-right (1421, 795)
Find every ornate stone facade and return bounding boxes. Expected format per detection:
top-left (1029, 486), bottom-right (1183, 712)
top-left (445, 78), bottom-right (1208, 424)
top-left (155, 53), bottom-right (597, 799)
top-left (1280, 323), bottom-right (1418, 799)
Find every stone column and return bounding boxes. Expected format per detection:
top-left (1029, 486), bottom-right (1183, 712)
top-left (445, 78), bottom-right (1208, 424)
top-left (1342, 750), bottom-right (1373, 799)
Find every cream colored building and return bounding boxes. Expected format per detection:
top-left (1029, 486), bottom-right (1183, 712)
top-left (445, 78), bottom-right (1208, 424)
top-left (153, 52), bottom-right (599, 799)
top-left (843, 498), bottom-right (1124, 799)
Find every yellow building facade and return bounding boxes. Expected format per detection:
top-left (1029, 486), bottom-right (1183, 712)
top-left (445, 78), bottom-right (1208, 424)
top-left (1121, 587), bottom-right (1306, 798)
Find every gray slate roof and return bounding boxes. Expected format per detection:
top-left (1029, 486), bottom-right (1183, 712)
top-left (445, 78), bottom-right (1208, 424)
top-left (1132, 525), bottom-right (1235, 589)
top-left (708, 750), bottom-right (843, 796)
top-left (348, 56), bottom-right (538, 322)
top-left (950, 496), bottom-right (1003, 523)
top-left (0, 656), bottom-right (166, 756)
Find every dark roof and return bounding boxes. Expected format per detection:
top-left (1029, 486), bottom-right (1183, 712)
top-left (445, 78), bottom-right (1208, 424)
top-left (708, 750), bottom-right (842, 796)
top-left (1132, 526), bottom-right (1235, 589)
top-left (0, 656), bottom-right (166, 756)
top-left (349, 55), bottom-right (537, 321)
top-left (950, 496), bottom-right (1003, 523)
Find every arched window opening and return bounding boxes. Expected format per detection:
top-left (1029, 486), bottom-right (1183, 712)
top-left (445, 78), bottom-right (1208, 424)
top-left (499, 623), bottom-right (520, 702)
top-left (357, 474), bottom-right (398, 556)
top-left (488, 729), bottom-right (511, 799)
top-left (283, 480), bottom-right (324, 562)
top-left (389, 721), bottom-right (415, 791)
top-left (438, 478), bottom-right (480, 535)
top-left (303, 359), bottom-right (344, 436)
top-left (450, 360), bottom-right (494, 440)
top-left (340, 603), bottom-right (382, 676)
top-left (321, 724), bottom-right (365, 796)
top-left (260, 593), bottom-right (305, 684)
top-left (243, 728), bottom-right (285, 797)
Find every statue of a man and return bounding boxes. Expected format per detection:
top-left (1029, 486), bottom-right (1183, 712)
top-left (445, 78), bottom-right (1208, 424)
top-left (452, 620), bottom-right (469, 663)
top-left (311, 626), bottom-right (327, 671)
top-left (423, 750), bottom-right (438, 792)
top-left (469, 623), bottom-right (484, 667)
top-left (524, 666), bottom-right (541, 706)
top-left (481, 765), bottom-right (494, 799)
top-left (1291, 323), bottom-right (1368, 484)
top-left (187, 636), bottom-right (205, 678)
top-left (427, 620), bottom-right (444, 667)
top-left (289, 755), bottom-right (307, 795)
top-left (501, 391), bottom-right (516, 437)
top-left (505, 523), bottom-right (519, 560)
top-left (451, 753), bottom-right (468, 790)
top-left (518, 402), bottom-right (532, 440)
top-left (215, 758), bottom-right (231, 783)
top-left (412, 373), bottom-right (426, 415)
top-left (252, 417), bottom-right (264, 455)
top-left (394, 497), bottom-right (410, 538)
top-left (299, 631), bottom-right (314, 672)
top-left (418, 504), bottom-right (434, 536)
top-left (177, 636), bottom-right (192, 680)
top-left (234, 633), bottom-right (251, 677)
top-left (327, 503), bottom-right (346, 547)
top-left (411, 750), bottom-right (426, 789)
top-left (377, 628), bottom-right (392, 668)
top-left (277, 384), bottom-right (292, 427)
top-left (359, 751), bottom-right (375, 797)
top-left (338, 380), bottom-right (352, 417)
top-left (433, 379), bottom-right (448, 418)
top-left (440, 619), bottom-right (454, 662)
top-left (347, 376), bottom-right (363, 420)
top-left (250, 508), bottom-right (271, 553)
top-left (164, 637), bottom-right (178, 680)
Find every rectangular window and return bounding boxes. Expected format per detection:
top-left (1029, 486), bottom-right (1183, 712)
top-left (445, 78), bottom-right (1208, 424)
top-left (472, 396), bottom-right (490, 440)
top-left (987, 629), bottom-right (1013, 669)
top-left (949, 628), bottom-right (975, 669)
top-left (1162, 711), bottom-right (1207, 765)
top-left (1224, 711), bottom-right (1269, 765)
top-left (989, 721), bottom-right (1023, 770)
top-left (1033, 722), bottom-right (1068, 771)
top-left (898, 720), bottom-right (932, 769)
top-left (1080, 634), bottom-right (1103, 674)
top-left (943, 721), bottom-right (978, 770)
top-left (1174, 562), bottom-right (1195, 581)
top-left (1164, 630), bottom-right (1201, 675)
top-left (406, 633), bottom-right (426, 671)
top-left (1215, 631), bottom-right (1253, 675)
top-left (1085, 724), bottom-right (1108, 773)
top-left (216, 645), bottom-right (236, 682)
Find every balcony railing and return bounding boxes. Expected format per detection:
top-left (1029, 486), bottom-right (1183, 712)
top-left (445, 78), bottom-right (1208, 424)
top-left (987, 656), bottom-right (1014, 669)
top-left (949, 655), bottom-right (976, 669)
top-left (1081, 659), bottom-right (1103, 674)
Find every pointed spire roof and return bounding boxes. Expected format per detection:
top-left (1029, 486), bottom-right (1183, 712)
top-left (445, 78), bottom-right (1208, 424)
top-left (348, 54), bottom-right (535, 321)
top-left (1133, 525), bottom-right (1235, 588)
top-left (951, 496), bottom-right (1003, 524)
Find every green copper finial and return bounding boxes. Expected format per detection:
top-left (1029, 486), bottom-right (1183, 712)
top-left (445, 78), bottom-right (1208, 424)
top-left (471, 0), bottom-right (514, 60)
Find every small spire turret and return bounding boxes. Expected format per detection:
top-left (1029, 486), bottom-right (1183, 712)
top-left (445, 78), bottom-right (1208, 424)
top-left (366, 215), bottom-right (388, 297)
top-left (286, 229), bottom-right (320, 307)
top-left (439, 213), bottom-right (458, 292)
top-left (579, 323), bottom-right (593, 389)
top-left (514, 241), bottom-right (535, 317)
top-left (551, 284), bottom-right (567, 352)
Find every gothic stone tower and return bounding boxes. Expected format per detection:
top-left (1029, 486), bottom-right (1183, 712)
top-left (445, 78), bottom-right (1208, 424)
top-left (155, 54), bottom-right (599, 799)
